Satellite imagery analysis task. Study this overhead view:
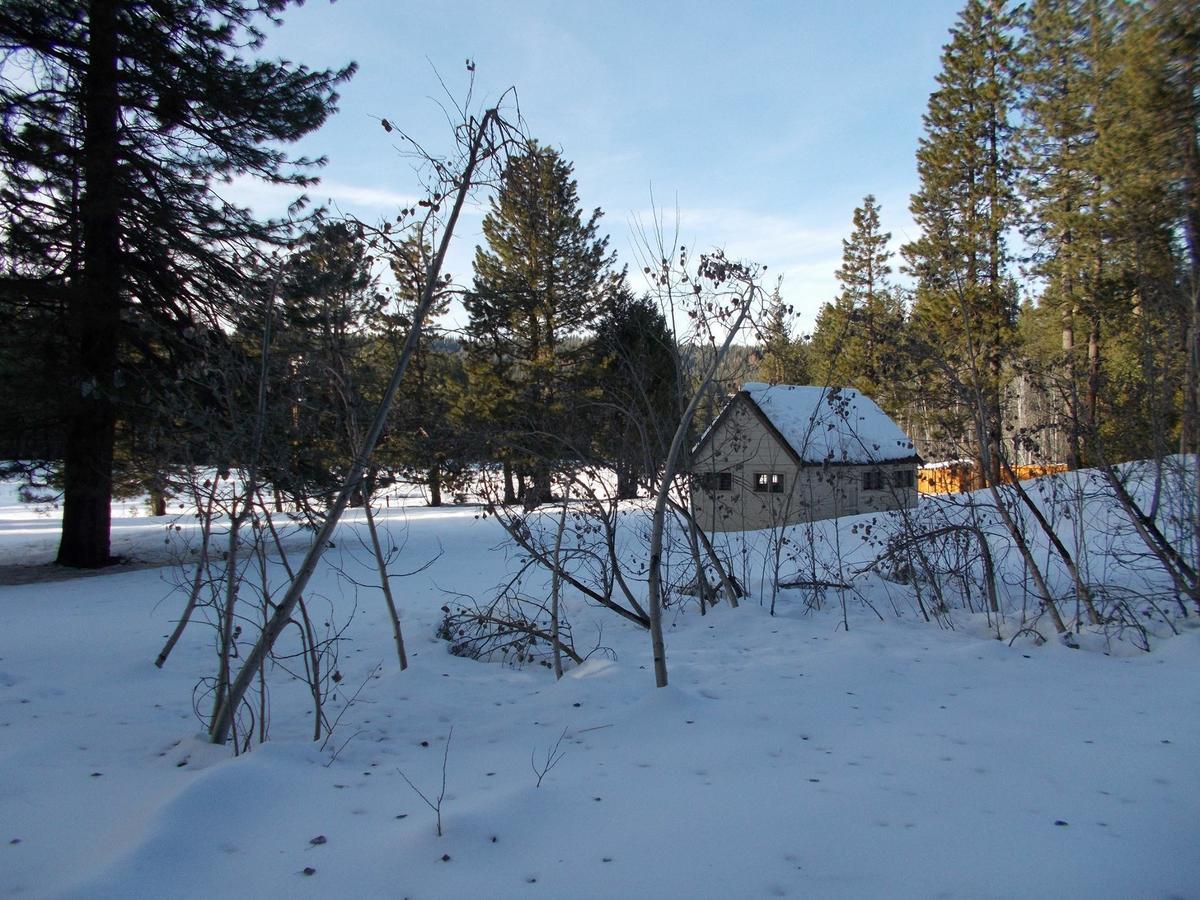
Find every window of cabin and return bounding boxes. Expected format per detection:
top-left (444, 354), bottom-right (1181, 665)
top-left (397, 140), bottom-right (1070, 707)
top-left (754, 472), bottom-right (784, 493)
top-left (862, 470), bottom-right (884, 491)
top-left (892, 469), bottom-right (915, 489)
top-left (698, 472), bottom-right (732, 492)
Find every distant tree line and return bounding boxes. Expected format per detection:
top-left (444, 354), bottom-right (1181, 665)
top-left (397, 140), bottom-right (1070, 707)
top-left (762, 0), bottom-right (1198, 486)
top-left (1, 0), bottom-right (1195, 569)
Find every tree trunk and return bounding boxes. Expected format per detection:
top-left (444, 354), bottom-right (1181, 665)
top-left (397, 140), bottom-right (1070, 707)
top-left (1085, 310), bottom-right (1101, 463)
top-left (502, 461), bottom-right (516, 504)
top-left (148, 482), bottom-right (167, 517)
top-left (524, 463), bottom-right (552, 509)
top-left (364, 470), bottom-right (407, 670)
top-left (57, 0), bottom-right (121, 568)
top-left (646, 291), bottom-right (755, 688)
top-left (1062, 302), bottom-right (1081, 471)
top-left (428, 464), bottom-right (442, 507)
top-left (615, 459), bottom-right (638, 500)
top-left (209, 107), bottom-right (502, 744)
top-left (550, 492), bottom-right (569, 680)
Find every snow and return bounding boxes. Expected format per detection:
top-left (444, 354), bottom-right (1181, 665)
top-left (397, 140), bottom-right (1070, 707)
top-left (741, 383), bottom-right (918, 464)
top-left (1, 471), bottom-right (1198, 899)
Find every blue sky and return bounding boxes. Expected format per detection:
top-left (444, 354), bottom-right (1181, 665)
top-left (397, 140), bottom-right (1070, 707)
top-left (240, 0), bottom-right (966, 331)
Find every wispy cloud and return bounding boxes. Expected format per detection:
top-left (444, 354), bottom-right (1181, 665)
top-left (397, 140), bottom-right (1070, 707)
top-left (220, 174), bottom-right (421, 217)
top-left (620, 204), bottom-right (848, 328)
top-left (617, 202), bottom-right (924, 330)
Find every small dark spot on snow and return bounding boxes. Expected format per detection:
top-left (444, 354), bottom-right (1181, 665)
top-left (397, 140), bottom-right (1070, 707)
top-left (90, 772), bottom-right (102, 777)
top-left (1160, 739), bottom-right (1171, 744)
top-left (441, 854), bottom-right (451, 862)
top-left (486, 772), bottom-right (495, 776)
top-left (602, 857), bottom-right (613, 863)
top-left (686, 720), bottom-right (695, 725)
top-left (593, 796), bottom-right (602, 801)
top-left (302, 867), bottom-right (316, 876)
top-left (573, 702), bottom-right (581, 707)
top-left (1054, 820), bottom-right (1069, 827)
top-left (9, 838), bottom-right (21, 845)
top-left (395, 814), bottom-right (407, 819)
top-left (526, 876), bottom-right (537, 883)
top-left (808, 778), bottom-right (820, 783)
top-left (309, 835), bottom-right (327, 846)
top-left (491, 836), bottom-right (498, 843)
top-left (420, 741), bottom-right (429, 747)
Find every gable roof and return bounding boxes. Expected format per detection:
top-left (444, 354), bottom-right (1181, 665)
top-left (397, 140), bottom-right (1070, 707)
top-left (695, 383), bottom-right (920, 465)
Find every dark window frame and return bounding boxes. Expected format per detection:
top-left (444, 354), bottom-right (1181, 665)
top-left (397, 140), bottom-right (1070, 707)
top-left (754, 472), bottom-right (784, 494)
top-left (697, 471), bottom-right (732, 492)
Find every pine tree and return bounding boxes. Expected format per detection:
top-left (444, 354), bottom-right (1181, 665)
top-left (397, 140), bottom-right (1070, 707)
top-left (902, 0), bottom-right (1020, 482)
top-left (463, 141), bottom-right (619, 506)
top-left (590, 288), bottom-right (679, 498)
top-left (269, 222), bottom-right (382, 508)
top-left (810, 195), bottom-right (905, 412)
top-left (1019, 0), bottom-right (1188, 463)
top-left (379, 235), bottom-right (460, 506)
top-left (755, 288), bottom-right (810, 386)
top-left (0, 0), bottom-right (354, 567)
top-left (1134, 0), bottom-right (1198, 457)
top-left (1018, 0), bottom-right (1120, 468)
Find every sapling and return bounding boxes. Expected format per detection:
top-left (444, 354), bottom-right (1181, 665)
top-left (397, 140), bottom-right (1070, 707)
top-left (532, 727), bottom-right (568, 788)
top-left (397, 727), bottom-right (453, 837)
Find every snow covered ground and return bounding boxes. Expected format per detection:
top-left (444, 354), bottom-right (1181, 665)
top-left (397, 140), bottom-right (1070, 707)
top-left (1, 474), bottom-right (1197, 898)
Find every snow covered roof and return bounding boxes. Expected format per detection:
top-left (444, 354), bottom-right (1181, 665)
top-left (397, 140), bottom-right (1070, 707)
top-left (733, 383), bottom-right (918, 464)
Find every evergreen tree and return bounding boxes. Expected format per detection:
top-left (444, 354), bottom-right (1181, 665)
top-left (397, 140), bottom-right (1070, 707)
top-left (462, 141), bottom-right (619, 506)
top-left (1130, 0), bottom-right (1198, 457)
top-left (379, 235), bottom-right (461, 506)
top-left (755, 288), bottom-right (810, 386)
top-left (269, 222), bottom-right (382, 509)
top-left (0, 0), bottom-right (354, 566)
top-left (1019, 0), bottom-right (1120, 467)
top-left (1018, 0), bottom-right (1187, 463)
top-left (810, 195), bottom-right (905, 412)
top-left (902, 0), bottom-right (1020, 481)
top-left (590, 288), bottom-right (679, 498)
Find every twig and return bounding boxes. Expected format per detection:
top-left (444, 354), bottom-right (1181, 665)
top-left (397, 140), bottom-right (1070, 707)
top-left (319, 661), bottom-right (382, 752)
top-left (532, 726), bottom-right (568, 788)
top-left (323, 730), bottom-right (364, 768)
top-left (397, 726), bottom-right (453, 836)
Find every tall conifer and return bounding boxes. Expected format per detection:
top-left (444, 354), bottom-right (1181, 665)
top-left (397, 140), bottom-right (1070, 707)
top-left (0, 0), bottom-right (354, 566)
top-left (903, 0), bottom-right (1020, 481)
top-left (810, 195), bottom-right (905, 413)
top-left (463, 141), bottom-right (618, 505)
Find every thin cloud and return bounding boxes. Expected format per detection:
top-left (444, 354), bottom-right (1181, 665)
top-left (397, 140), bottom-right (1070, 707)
top-left (223, 174), bottom-right (421, 217)
top-left (622, 204), bottom-right (848, 328)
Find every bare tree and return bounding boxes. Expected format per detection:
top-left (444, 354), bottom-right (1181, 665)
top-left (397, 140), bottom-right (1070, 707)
top-left (209, 91), bottom-right (523, 745)
top-left (632, 213), bottom-right (768, 686)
